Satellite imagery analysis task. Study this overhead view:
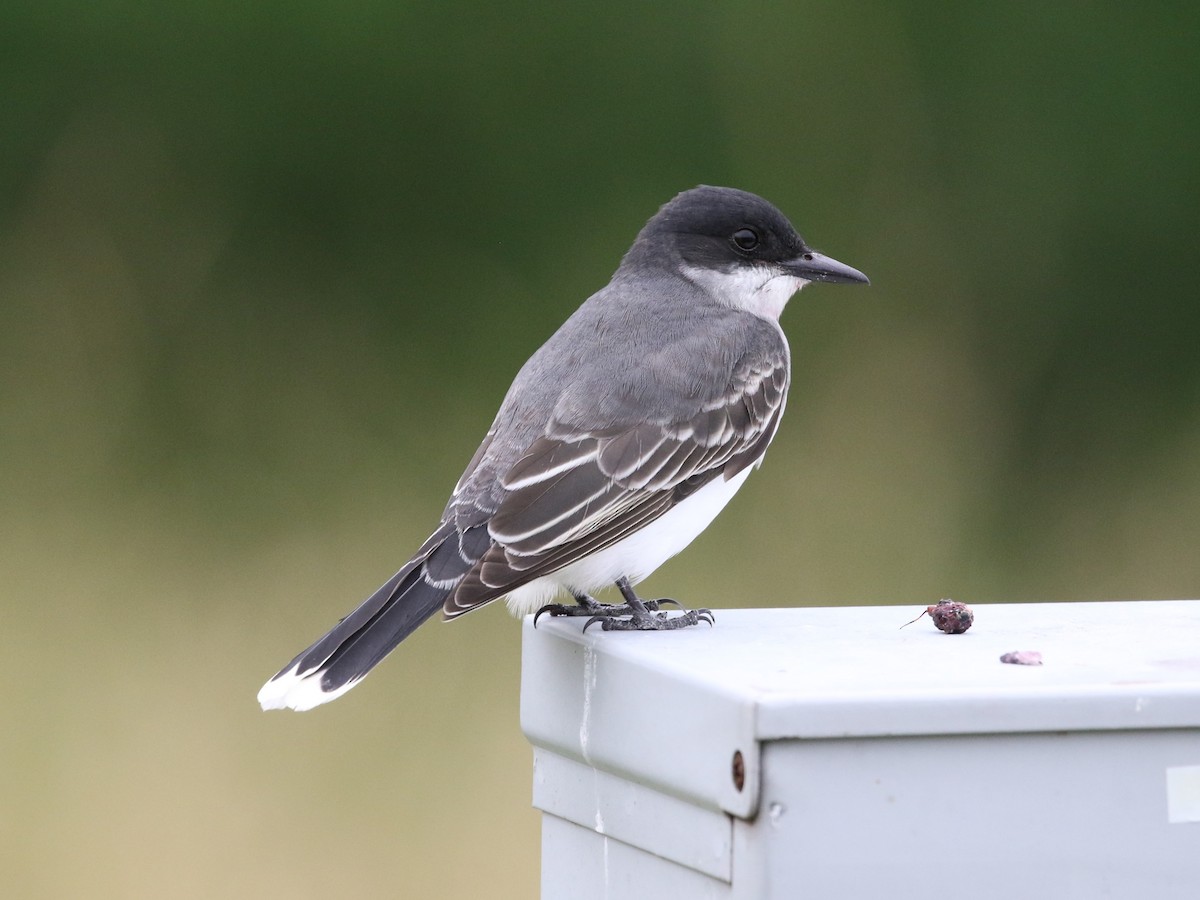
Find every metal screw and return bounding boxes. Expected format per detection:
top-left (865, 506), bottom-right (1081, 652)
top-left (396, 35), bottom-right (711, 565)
top-left (732, 750), bottom-right (745, 792)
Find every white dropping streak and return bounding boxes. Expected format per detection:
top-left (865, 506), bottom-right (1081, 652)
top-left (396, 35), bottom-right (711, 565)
top-left (602, 835), bottom-right (611, 898)
top-left (592, 767), bottom-right (605, 834)
top-left (579, 643), bottom-right (597, 765)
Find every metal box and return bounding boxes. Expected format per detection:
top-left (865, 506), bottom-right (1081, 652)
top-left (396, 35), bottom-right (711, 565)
top-left (521, 601), bottom-right (1200, 898)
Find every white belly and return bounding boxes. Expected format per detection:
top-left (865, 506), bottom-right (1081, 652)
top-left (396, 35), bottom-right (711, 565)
top-left (503, 466), bottom-right (754, 616)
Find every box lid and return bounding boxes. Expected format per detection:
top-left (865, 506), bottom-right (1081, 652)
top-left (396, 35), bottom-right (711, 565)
top-left (520, 601), bottom-right (1200, 818)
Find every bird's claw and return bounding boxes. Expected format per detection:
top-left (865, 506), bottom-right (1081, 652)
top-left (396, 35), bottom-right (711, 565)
top-left (533, 604), bottom-right (571, 627)
top-left (645, 597), bottom-right (684, 611)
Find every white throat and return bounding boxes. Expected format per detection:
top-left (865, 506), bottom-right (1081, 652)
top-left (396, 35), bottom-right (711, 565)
top-left (682, 264), bottom-right (807, 321)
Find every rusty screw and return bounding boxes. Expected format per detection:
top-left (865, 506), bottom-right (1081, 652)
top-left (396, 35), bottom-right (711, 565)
top-left (732, 749), bottom-right (745, 792)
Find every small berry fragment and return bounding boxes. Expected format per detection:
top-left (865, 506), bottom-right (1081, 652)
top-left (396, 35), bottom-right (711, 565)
top-left (1000, 650), bottom-right (1043, 666)
top-left (901, 598), bottom-right (974, 634)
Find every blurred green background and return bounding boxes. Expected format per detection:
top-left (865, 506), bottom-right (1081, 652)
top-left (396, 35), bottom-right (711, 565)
top-left (3, 2), bottom-right (1198, 897)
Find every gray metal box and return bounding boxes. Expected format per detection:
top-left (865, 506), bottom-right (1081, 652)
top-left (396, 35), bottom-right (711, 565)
top-left (521, 601), bottom-right (1200, 899)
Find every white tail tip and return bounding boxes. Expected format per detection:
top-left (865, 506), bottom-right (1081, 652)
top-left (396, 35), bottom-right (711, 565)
top-left (257, 663), bottom-right (362, 712)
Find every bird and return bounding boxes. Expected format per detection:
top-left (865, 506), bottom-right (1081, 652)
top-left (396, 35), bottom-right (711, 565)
top-left (258, 185), bottom-right (868, 711)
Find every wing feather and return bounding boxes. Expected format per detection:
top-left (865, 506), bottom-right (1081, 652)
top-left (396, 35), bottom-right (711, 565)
top-left (442, 345), bottom-right (790, 617)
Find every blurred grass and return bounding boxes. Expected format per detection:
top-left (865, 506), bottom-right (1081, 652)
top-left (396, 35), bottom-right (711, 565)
top-left (2, 2), bottom-right (1198, 897)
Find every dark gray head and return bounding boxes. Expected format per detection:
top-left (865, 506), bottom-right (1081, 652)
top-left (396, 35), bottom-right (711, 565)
top-left (620, 185), bottom-right (868, 290)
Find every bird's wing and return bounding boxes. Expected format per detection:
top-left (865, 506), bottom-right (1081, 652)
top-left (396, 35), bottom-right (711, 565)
top-left (443, 352), bottom-right (788, 615)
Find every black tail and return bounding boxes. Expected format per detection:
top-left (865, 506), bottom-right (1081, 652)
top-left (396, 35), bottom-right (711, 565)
top-left (258, 525), bottom-right (456, 710)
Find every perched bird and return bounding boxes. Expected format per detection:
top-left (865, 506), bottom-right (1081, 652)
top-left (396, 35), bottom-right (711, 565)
top-left (258, 185), bottom-right (868, 711)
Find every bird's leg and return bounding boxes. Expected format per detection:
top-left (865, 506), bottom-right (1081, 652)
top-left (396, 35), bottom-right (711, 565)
top-left (581, 577), bottom-right (713, 632)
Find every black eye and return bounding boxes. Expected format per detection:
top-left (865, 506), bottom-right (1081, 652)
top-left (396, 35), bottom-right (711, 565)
top-left (731, 228), bottom-right (759, 251)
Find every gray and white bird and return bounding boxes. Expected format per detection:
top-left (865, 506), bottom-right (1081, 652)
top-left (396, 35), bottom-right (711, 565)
top-left (258, 185), bottom-right (868, 711)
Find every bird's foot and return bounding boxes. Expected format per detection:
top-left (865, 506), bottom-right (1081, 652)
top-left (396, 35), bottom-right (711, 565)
top-left (582, 604), bottom-right (714, 632)
top-left (533, 587), bottom-right (706, 629)
top-left (582, 577), bottom-right (713, 632)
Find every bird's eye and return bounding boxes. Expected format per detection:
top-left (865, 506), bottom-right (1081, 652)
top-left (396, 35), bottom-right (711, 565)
top-left (731, 228), bottom-right (760, 251)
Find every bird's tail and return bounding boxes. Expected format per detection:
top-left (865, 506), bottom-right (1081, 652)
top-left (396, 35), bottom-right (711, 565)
top-left (257, 525), bottom-right (457, 711)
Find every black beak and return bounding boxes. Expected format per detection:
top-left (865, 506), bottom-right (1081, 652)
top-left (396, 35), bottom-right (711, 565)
top-left (785, 250), bottom-right (870, 285)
